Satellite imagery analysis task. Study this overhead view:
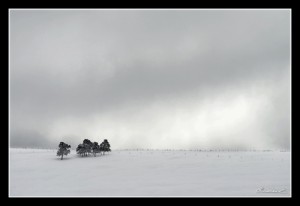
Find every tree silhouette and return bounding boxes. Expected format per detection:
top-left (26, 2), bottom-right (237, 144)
top-left (76, 144), bottom-right (85, 156)
top-left (77, 139), bottom-right (93, 156)
top-left (100, 139), bottom-right (111, 155)
top-left (57, 142), bottom-right (71, 160)
top-left (92, 142), bottom-right (100, 157)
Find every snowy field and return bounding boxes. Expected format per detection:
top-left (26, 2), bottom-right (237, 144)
top-left (9, 148), bottom-right (291, 197)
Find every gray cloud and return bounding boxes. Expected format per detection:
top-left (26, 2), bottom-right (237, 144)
top-left (9, 9), bottom-right (291, 150)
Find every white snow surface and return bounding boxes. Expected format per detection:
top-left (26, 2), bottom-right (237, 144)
top-left (9, 148), bottom-right (290, 197)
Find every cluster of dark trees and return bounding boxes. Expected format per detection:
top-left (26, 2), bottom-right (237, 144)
top-left (56, 139), bottom-right (111, 160)
top-left (76, 139), bottom-right (111, 157)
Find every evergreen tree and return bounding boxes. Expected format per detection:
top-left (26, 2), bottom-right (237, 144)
top-left (100, 139), bottom-right (111, 155)
top-left (83, 139), bottom-right (93, 156)
top-left (99, 141), bottom-right (105, 155)
top-left (76, 144), bottom-right (85, 156)
top-left (92, 142), bottom-right (100, 157)
top-left (56, 142), bottom-right (71, 160)
top-left (77, 139), bottom-right (93, 156)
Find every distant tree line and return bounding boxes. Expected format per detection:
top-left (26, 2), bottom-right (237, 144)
top-left (56, 139), bottom-right (111, 160)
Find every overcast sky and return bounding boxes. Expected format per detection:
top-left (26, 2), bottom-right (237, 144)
top-left (9, 9), bottom-right (291, 150)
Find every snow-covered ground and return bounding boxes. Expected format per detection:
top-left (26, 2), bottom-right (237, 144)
top-left (9, 148), bottom-right (291, 197)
